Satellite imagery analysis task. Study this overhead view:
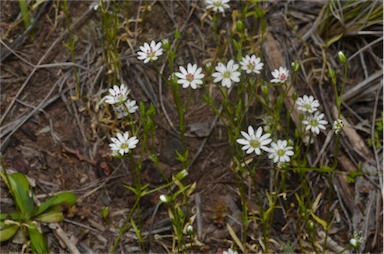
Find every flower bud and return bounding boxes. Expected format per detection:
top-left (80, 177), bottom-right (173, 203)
top-left (261, 85), bottom-right (269, 95)
top-left (337, 51), bottom-right (347, 65)
top-left (292, 91), bottom-right (298, 102)
top-left (236, 20), bottom-right (244, 31)
top-left (205, 62), bottom-right (213, 73)
top-left (175, 169), bottom-right (189, 180)
top-left (161, 39), bottom-right (170, 51)
top-left (291, 61), bottom-right (300, 72)
top-left (175, 29), bottom-right (181, 40)
top-left (159, 194), bottom-right (171, 204)
top-left (186, 225), bottom-right (194, 235)
top-left (307, 219), bottom-right (315, 232)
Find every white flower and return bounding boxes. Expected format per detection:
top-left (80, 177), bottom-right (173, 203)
top-left (175, 63), bottom-right (205, 89)
top-left (270, 66), bottom-right (289, 83)
top-left (332, 118), bottom-right (344, 134)
top-left (223, 248), bottom-right (238, 254)
top-left (268, 140), bottom-right (294, 164)
top-left (212, 60), bottom-right (241, 88)
top-left (302, 112), bottom-right (328, 135)
top-left (137, 40), bottom-right (163, 63)
top-left (109, 131), bottom-right (139, 156)
top-left (186, 225), bottom-right (194, 235)
top-left (159, 194), bottom-right (171, 203)
top-left (205, 0), bottom-right (230, 13)
top-left (296, 95), bottom-right (320, 113)
top-left (113, 99), bottom-right (138, 118)
top-left (105, 84), bottom-right (129, 104)
top-left (240, 55), bottom-right (263, 74)
top-left (236, 126), bottom-right (272, 155)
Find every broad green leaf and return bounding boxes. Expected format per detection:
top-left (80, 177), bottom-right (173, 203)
top-left (33, 192), bottom-right (77, 217)
top-left (8, 173), bottom-right (34, 218)
top-left (34, 211), bottom-right (64, 223)
top-left (28, 224), bottom-right (49, 254)
top-left (0, 224), bottom-right (19, 242)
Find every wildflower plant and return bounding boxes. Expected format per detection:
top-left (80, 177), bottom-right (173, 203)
top-left (91, 1), bottom-right (359, 253)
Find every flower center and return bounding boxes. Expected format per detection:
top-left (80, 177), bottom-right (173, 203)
top-left (247, 61), bottom-right (255, 70)
top-left (310, 119), bottom-right (318, 127)
top-left (223, 70), bottom-right (232, 79)
top-left (120, 143), bottom-right (129, 150)
top-left (147, 49), bottom-right (155, 58)
top-left (279, 73), bottom-right (286, 81)
top-left (304, 104), bottom-right (311, 110)
top-left (115, 92), bottom-right (125, 102)
top-left (277, 149), bottom-right (285, 157)
top-left (250, 139), bottom-right (260, 148)
top-left (186, 73), bottom-right (194, 82)
top-left (214, 0), bottom-right (222, 7)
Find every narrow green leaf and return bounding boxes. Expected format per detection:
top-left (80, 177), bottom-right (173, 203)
top-left (325, 33), bottom-right (343, 47)
top-left (123, 185), bottom-right (139, 195)
top-left (130, 218), bottom-right (143, 242)
top-left (309, 211), bottom-right (328, 230)
top-left (28, 225), bottom-right (49, 254)
top-left (18, 0), bottom-right (31, 29)
top-left (33, 192), bottom-right (76, 217)
top-left (0, 224), bottom-right (19, 242)
top-left (227, 223), bottom-right (244, 252)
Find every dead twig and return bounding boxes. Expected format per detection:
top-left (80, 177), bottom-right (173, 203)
top-left (49, 223), bottom-right (81, 254)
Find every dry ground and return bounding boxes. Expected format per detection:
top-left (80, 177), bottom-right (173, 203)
top-left (0, 1), bottom-right (383, 253)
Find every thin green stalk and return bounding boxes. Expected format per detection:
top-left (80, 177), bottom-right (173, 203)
top-left (18, 0), bottom-right (31, 29)
top-left (109, 196), bottom-right (141, 253)
top-left (62, 0), bottom-right (80, 99)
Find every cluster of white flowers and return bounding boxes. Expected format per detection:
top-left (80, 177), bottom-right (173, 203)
top-left (105, 84), bottom-right (138, 119)
top-left (104, 84), bottom-right (139, 156)
top-left (211, 57), bottom-right (287, 88)
top-left (296, 95), bottom-right (328, 136)
top-left (236, 126), bottom-right (294, 164)
top-left (136, 38), bottom-right (288, 90)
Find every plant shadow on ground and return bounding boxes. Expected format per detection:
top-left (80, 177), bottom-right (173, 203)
top-left (0, 1), bottom-right (382, 253)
